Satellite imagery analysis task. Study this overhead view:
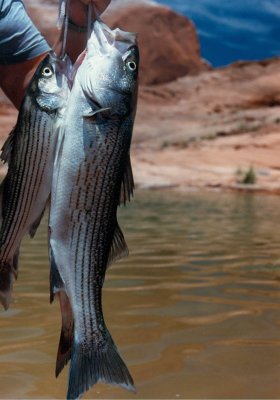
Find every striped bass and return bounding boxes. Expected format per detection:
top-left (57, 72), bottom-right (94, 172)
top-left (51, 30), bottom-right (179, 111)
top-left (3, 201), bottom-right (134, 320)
top-left (49, 19), bottom-right (139, 399)
top-left (0, 53), bottom-right (70, 310)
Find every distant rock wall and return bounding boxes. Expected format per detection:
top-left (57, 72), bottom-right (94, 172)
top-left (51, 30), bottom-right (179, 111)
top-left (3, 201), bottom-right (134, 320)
top-left (104, 2), bottom-right (210, 85)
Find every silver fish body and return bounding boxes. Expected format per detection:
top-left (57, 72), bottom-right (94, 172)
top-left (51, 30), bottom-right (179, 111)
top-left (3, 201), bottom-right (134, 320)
top-left (0, 53), bottom-right (70, 310)
top-left (49, 20), bottom-right (139, 399)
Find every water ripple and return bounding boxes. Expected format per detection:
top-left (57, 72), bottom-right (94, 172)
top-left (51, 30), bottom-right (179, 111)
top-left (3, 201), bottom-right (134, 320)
top-left (1, 191), bottom-right (280, 398)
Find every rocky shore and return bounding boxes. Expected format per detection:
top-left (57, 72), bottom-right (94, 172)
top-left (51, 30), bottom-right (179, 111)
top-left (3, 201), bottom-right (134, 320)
top-left (1, 0), bottom-right (280, 193)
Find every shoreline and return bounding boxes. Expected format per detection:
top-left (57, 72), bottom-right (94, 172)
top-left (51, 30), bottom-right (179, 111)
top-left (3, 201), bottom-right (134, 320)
top-left (2, 56), bottom-right (280, 197)
top-left (1, 107), bottom-right (280, 196)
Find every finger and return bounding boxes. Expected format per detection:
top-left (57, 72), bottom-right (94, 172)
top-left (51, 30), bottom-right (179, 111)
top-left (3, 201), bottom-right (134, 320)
top-left (79, 0), bottom-right (111, 14)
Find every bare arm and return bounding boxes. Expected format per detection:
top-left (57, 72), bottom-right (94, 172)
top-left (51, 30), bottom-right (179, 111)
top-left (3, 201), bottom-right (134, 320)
top-left (55, 0), bottom-right (111, 62)
top-left (0, 0), bottom-right (111, 110)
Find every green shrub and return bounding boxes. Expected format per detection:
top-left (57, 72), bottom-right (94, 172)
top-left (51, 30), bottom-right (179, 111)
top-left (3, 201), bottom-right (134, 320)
top-left (242, 166), bottom-right (256, 184)
top-left (237, 166), bottom-right (256, 184)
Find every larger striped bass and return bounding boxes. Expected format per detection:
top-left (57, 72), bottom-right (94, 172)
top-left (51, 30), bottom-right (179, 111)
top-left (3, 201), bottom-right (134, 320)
top-left (49, 19), bottom-right (139, 399)
top-left (0, 53), bottom-right (70, 310)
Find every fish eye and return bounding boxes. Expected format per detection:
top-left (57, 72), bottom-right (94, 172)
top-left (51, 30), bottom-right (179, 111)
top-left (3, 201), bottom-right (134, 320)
top-left (42, 67), bottom-right (53, 77)
top-left (127, 61), bottom-right (137, 71)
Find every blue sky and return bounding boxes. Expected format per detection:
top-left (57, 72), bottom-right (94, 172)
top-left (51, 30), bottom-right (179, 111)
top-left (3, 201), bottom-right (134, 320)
top-left (156, 0), bottom-right (280, 67)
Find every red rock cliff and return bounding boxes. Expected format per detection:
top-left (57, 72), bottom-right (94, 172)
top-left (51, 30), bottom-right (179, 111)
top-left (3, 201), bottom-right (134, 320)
top-left (103, 3), bottom-right (210, 85)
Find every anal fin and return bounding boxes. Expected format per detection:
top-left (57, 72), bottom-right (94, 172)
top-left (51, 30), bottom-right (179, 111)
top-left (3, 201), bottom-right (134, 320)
top-left (12, 248), bottom-right (20, 278)
top-left (107, 221), bottom-right (129, 268)
top-left (0, 262), bottom-right (14, 310)
top-left (119, 153), bottom-right (134, 205)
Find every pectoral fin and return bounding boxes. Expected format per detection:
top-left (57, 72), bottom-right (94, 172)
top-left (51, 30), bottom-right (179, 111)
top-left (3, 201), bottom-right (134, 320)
top-left (83, 107), bottom-right (111, 119)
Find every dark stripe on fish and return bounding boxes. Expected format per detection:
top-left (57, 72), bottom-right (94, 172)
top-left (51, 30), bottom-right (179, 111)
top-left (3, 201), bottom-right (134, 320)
top-left (0, 110), bottom-right (32, 243)
top-left (2, 110), bottom-right (49, 262)
top-left (0, 110), bottom-right (34, 254)
top-left (83, 125), bottom-right (122, 339)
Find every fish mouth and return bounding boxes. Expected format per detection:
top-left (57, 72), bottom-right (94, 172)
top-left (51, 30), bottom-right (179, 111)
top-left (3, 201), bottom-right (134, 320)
top-left (90, 18), bottom-right (137, 55)
top-left (97, 18), bottom-right (136, 44)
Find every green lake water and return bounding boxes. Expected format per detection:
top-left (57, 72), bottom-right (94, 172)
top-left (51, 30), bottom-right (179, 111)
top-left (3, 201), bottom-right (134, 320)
top-left (1, 190), bottom-right (280, 398)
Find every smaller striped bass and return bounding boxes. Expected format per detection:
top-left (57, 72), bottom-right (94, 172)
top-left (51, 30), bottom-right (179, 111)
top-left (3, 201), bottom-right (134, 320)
top-left (0, 53), bottom-right (70, 310)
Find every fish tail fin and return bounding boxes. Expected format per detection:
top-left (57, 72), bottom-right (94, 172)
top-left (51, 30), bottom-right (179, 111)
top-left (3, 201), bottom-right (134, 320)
top-left (55, 291), bottom-right (74, 377)
top-left (67, 331), bottom-right (135, 399)
top-left (0, 262), bottom-right (14, 310)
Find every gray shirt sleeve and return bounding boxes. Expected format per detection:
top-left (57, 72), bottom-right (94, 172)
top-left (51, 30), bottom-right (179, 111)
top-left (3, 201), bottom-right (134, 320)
top-left (0, 0), bottom-right (50, 64)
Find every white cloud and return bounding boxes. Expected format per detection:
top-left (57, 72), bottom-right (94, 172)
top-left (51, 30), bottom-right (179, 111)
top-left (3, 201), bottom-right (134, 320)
top-left (217, 16), bottom-right (269, 34)
top-left (156, 0), bottom-right (271, 34)
top-left (262, 0), bottom-right (280, 18)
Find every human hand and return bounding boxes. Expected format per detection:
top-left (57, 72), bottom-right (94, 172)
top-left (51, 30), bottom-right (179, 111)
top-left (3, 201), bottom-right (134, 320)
top-left (68, 0), bottom-right (111, 26)
top-left (79, 0), bottom-right (111, 15)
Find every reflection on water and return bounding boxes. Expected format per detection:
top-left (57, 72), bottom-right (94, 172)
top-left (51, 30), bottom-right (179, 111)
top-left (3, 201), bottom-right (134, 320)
top-left (1, 191), bottom-right (280, 398)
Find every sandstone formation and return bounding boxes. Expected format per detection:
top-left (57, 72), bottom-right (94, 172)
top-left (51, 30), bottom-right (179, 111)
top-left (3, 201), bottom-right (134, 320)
top-left (132, 57), bottom-right (280, 192)
top-left (103, 2), bottom-right (210, 84)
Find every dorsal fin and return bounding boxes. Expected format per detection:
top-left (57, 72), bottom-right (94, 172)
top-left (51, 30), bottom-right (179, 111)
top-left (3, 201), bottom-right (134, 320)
top-left (119, 153), bottom-right (134, 205)
top-left (107, 221), bottom-right (128, 268)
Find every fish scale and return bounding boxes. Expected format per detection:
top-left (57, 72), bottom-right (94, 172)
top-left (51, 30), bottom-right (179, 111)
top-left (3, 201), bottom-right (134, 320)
top-left (1, 110), bottom-right (35, 233)
top-left (1, 109), bottom-right (49, 259)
